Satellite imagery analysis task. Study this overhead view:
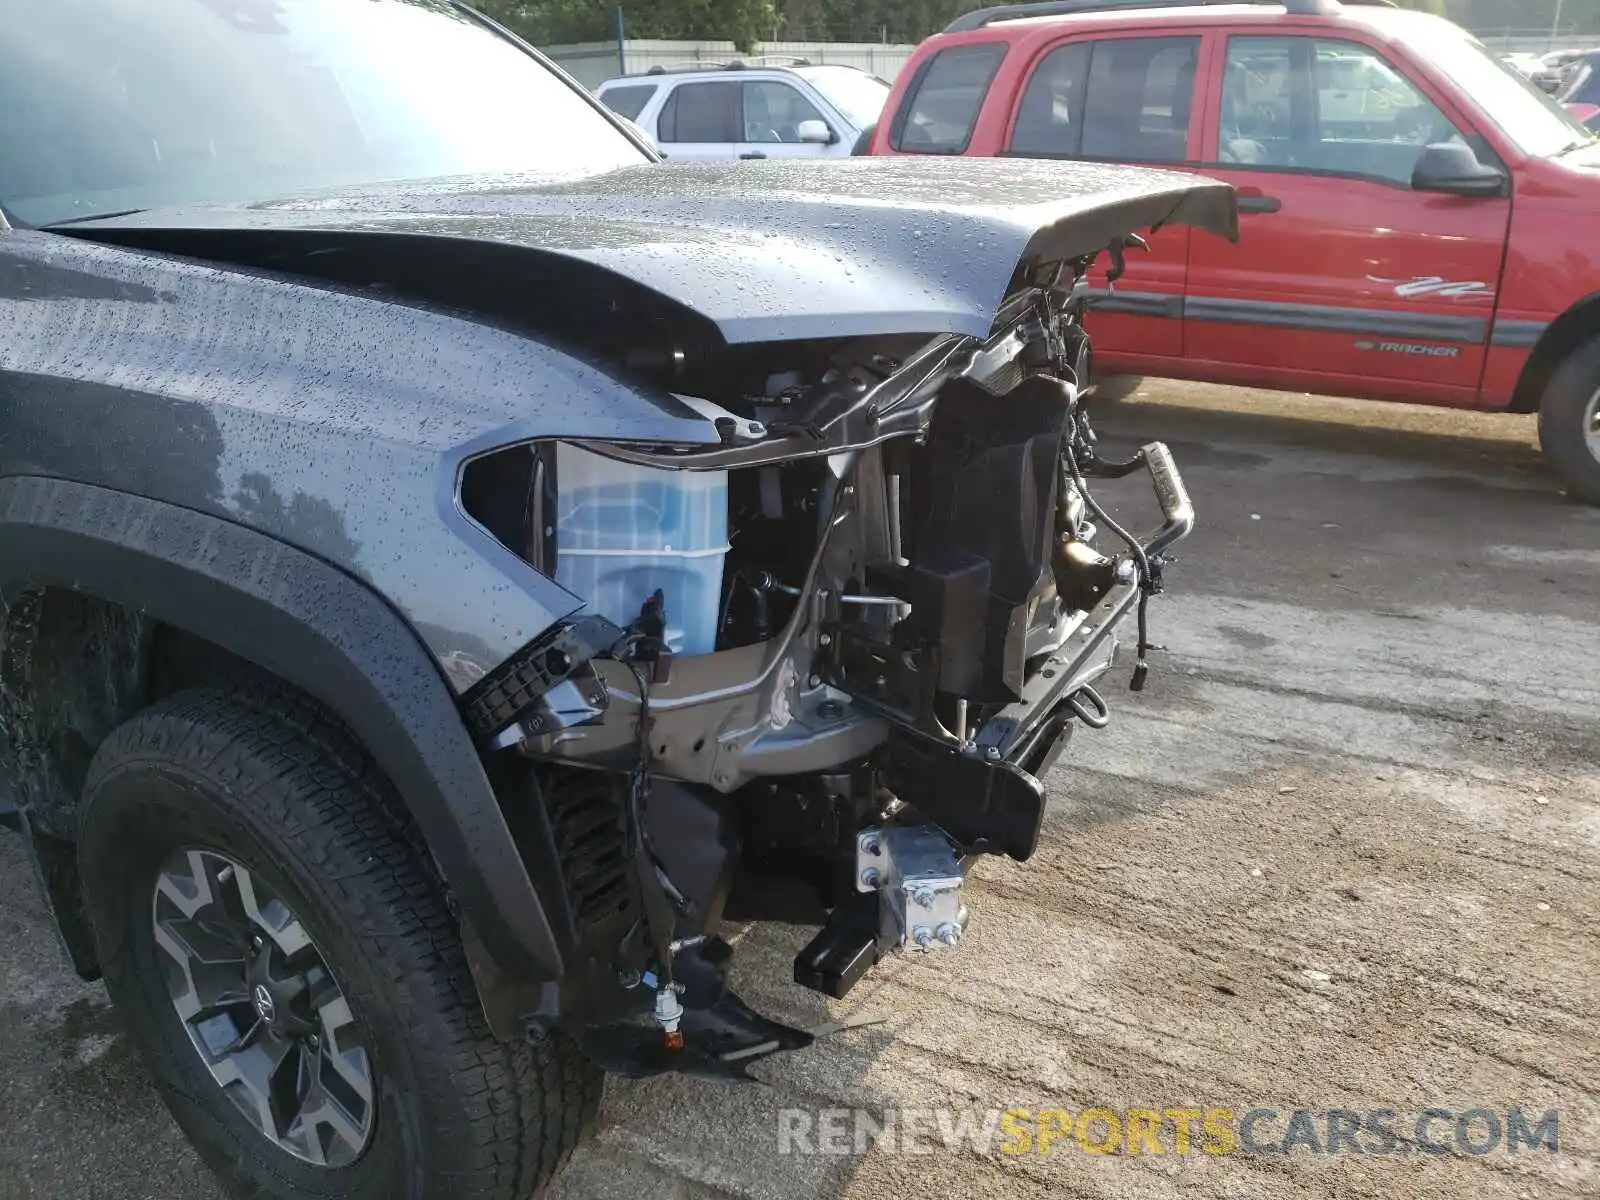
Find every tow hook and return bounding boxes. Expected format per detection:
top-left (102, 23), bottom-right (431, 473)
top-left (855, 825), bottom-right (969, 953)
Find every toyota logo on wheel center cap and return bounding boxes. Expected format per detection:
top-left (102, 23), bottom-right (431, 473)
top-left (253, 984), bottom-right (275, 1023)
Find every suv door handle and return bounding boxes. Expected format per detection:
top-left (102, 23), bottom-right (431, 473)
top-left (739, 152), bottom-right (767, 160)
top-left (1237, 194), bottom-right (1282, 214)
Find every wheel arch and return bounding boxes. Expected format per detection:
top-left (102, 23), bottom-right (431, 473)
top-left (1510, 290), bottom-right (1600, 414)
top-left (0, 476), bottom-right (569, 1003)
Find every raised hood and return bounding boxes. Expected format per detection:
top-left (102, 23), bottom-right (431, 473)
top-left (63, 157), bottom-right (1237, 344)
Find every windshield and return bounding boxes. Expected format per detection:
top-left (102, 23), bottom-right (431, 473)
top-left (0, 0), bottom-right (647, 227)
top-left (1421, 33), bottom-right (1594, 157)
top-left (796, 67), bottom-right (891, 129)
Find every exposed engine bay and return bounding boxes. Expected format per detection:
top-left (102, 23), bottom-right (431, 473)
top-left (457, 236), bottom-right (1194, 1079)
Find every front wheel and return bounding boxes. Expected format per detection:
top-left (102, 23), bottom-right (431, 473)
top-left (77, 688), bottom-right (600, 1199)
top-left (1537, 334), bottom-right (1600, 505)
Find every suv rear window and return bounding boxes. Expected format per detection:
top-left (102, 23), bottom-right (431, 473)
top-left (890, 43), bottom-right (1007, 154)
top-left (1011, 36), bottom-right (1199, 164)
top-left (599, 84), bottom-right (656, 122)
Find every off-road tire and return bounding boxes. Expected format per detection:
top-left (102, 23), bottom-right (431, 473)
top-left (1537, 334), bottom-right (1600, 505)
top-left (77, 687), bottom-right (600, 1200)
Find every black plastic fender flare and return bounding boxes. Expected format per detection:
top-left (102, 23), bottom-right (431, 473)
top-left (0, 475), bottom-right (566, 985)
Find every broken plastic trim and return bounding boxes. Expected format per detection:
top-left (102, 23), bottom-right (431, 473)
top-left (461, 614), bottom-right (625, 741)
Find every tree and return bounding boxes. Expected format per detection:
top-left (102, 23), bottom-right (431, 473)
top-left (476, 0), bottom-right (777, 51)
top-left (774, 0), bottom-right (970, 41)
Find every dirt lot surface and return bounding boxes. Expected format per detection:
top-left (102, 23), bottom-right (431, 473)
top-left (2, 382), bottom-right (1596, 1199)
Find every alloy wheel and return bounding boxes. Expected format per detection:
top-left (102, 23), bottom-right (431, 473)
top-left (150, 848), bottom-right (375, 1167)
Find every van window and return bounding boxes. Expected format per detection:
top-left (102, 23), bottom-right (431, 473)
top-left (890, 43), bottom-right (1007, 154)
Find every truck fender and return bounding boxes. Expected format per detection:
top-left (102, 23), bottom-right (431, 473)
top-left (1509, 289), bottom-right (1600, 413)
top-left (0, 475), bottom-right (569, 989)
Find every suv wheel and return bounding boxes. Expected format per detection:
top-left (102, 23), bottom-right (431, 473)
top-left (77, 688), bottom-right (600, 1199)
top-left (1537, 333), bottom-right (1600, 505)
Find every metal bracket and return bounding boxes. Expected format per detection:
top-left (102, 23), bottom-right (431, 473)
top-left (855, 825), bottom-right (969, 952)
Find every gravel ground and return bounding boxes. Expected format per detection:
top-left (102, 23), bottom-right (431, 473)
top-left (2, 382), bottom-right (1596, 1200)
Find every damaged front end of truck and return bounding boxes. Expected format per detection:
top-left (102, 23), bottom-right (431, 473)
top-left (427, 163), bottom-right (1239, 1079)
top-left (61, 157), bottom-right (1237, 1080)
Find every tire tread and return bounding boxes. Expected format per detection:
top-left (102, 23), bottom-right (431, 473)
top-left (82, 686), bottom-right (598, 1199)
top-left (1537, 333), bottom-right (1600, 506)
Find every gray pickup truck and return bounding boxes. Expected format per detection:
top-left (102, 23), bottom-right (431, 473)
top-left (0, 1), bottom-right (1234, 1195)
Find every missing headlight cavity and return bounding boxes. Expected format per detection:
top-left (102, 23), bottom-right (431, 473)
top-left (459, 335), bottom-right (902, 657)
top-left (460, 437), bottom-right (828, 659)
top-left (547, 442), bottom-right (730, 657)
top-left (463, 439), bottom-right (725, 654)
top-left (459, 324), bottom-right (1095, 680)
top-left (460, 441), bottom-right (555, 573)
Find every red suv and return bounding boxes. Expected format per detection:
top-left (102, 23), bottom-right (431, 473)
top-left (869, 0), bottom-right (1600, 502)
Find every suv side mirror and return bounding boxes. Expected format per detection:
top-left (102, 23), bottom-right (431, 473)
top-left (1411, 142), bottom-right (1506, 197)
top-left (797, 119), bottom-right (837, 145)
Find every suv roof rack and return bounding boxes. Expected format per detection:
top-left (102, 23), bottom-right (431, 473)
top-left (728, 55), bottom-right (820, 67)
top-left (943, 0), bottom-right (1394, 34)
top-left (640, 56), bottom-right (816, 76)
